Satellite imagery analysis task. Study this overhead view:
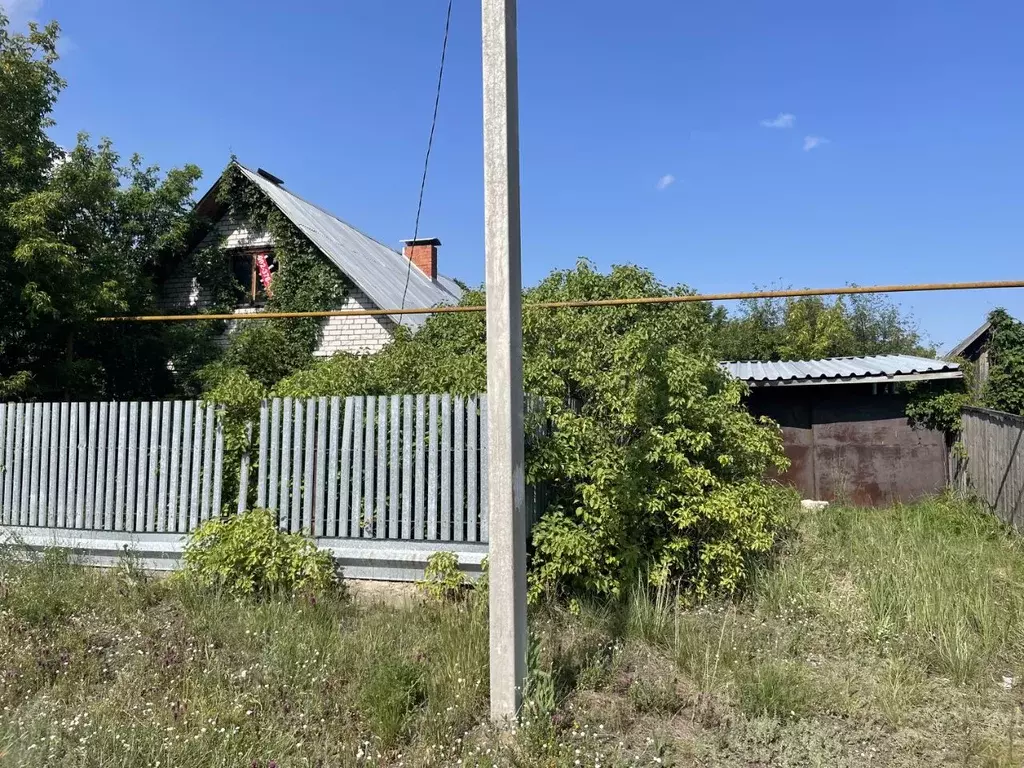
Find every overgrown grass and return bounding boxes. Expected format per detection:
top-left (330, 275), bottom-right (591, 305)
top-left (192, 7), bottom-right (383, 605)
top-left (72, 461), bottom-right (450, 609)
top-left (1, 496), bottom-right (1023, 766)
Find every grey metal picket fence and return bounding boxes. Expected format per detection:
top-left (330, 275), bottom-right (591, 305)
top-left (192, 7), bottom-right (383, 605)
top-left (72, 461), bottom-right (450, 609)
top-left (0, 393), bottom-right (544, 580)
top-left (0, 400), bottom-right (224, 533)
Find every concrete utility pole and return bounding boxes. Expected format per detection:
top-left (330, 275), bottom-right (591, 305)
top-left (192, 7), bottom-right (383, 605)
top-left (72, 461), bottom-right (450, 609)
top-left (482, 0), bottom-right (527, 723)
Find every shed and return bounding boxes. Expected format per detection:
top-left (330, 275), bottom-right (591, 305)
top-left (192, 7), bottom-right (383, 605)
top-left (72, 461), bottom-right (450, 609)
top-left (721, 355), bottom-right (962, 506)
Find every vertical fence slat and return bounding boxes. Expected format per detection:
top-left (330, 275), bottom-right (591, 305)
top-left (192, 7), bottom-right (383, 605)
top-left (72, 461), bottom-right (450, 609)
top-left (90, 403), bottom-right (107, 531)
top-left (338, 397), bottom-right (354, 538)
top-left (200, 403), bottom-right (216, 522)
top-left (268, 398), bottom-right (281, 514)
top-left (376, 396), bottom-right (387, 540)
top-left (0, 405), bottom-right (8, 525)
top-left (389, 395), bottom-right (400, 540)
top-left (179, 401), bottom-right (194, 528)
top-left (256, 400), bottom-right (269, 509)
top-left (32, 405), bottom-right (47, 528)
top-left (156, 402), bottom-right (171, 531)
top-left (145, 403), bottom-right (160, 532)
top-left (454, 395), bottom-right (465, 542)
top-left (278, 398), bottom-right (292, 527)
top-left (414, 394), bottom-right (426, 540)
top-left (124, 403), bottom-right (138, 532)
top-left (291, 399), bottom-right (305, 533)
top-left (303, 399), bottom-right (317, 533)
top-left (75, 404), bottom-right (87, 529)
top-left (166, 401), bottom-right (183, 532)
top-left (441, 394), bottom-right (452, 541)
top-left (402, 395), bottom-right (413, 540)
top-left (134, 403), bottom-right (148, 532)
top-left (9, 404), bottom-right (21, 526)
top-left (188, 403), bottom-right (203, 531)
top-left (113, 402), bottom-right (128, 531)
top-left (467, 395), bottom-right (480, 542)
top-left (212, 409), bottom-right (224, 518)
top-left (102, 403), bottom-right (117, 531)
top-left (55, 404), bottom-right (68, 527)
top-left (427, 395), bottom-right (439, 541)
top-left (315, 397), bottom-right (328, 536)
top-left (237, 421), bottom-right (252, 515)
top-left (326, 397), bottom-right (341, 537)
top-left (39, 403), bottom-right (52, 526)
top-left (14, 405), bottom-right (27, 526)
top-left (480, 395), bottom-right (489, 543)
top-left (363, 396), bottom-right (376, 538)
top-left (349, 397), bottom-right (364, 538)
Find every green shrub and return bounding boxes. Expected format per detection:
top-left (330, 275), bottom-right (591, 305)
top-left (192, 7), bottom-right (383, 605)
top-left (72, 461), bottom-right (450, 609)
top-left (417, 551), bottom-right (467, 602)
top-left (179, 508), bottom-right (339, 598)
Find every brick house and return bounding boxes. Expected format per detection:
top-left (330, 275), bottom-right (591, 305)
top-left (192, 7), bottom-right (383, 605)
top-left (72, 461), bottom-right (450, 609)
top-left (158, 162), bottom-right (463, 355)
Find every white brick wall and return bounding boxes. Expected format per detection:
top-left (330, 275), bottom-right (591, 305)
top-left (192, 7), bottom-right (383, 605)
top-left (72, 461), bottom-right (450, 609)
top-left (158, 210), bottom-right (397, 357)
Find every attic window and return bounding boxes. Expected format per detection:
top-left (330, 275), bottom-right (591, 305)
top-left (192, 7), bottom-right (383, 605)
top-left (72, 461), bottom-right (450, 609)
top-left (230, 250), bottom-right (276, 306)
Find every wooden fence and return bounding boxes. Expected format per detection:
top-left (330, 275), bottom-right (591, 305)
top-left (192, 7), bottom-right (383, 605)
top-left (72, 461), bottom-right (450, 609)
top-left (954, 407), bottom-right (1024, 529)
top-left (0, 401), bottom-right (224, 533)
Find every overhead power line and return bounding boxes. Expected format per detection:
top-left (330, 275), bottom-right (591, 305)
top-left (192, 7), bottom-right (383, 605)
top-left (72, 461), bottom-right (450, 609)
top-left (98, 278), bottom-right (1024, 322)
top-left (397, 0), bottom-right (455, 325)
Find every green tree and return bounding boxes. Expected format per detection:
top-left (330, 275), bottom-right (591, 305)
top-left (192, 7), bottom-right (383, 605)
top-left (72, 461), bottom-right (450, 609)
top-left (0, 14), bottom-right (206, 399)
top-left (253, 261), bottom-right (790, 602)
top-left (983, 309), bottom-right (1024, 416)
top-left (716, 292), bottom-right (931, 361)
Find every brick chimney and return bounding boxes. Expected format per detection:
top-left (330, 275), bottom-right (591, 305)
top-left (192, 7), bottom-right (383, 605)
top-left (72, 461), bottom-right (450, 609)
top-left (400, 237), bottom-right (440, 281)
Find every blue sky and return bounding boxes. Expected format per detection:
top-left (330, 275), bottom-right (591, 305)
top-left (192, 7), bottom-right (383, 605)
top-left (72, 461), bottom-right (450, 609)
top-left (4, 0), bottom-right (1023, 350)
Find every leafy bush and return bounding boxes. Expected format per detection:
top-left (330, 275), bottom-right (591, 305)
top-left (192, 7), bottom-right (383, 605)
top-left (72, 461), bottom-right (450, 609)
top-left (217, 261), bottom-right (791, 602)
top-left (984, 308), bottom-right (1024, 416)
top-left (179, 508), bottom-right (339, 598)
top-left (417, 551), bottom-right (467, 602)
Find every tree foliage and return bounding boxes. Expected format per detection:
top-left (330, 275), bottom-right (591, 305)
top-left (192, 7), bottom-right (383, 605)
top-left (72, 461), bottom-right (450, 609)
top-left (244, 261), bottom-right (792, 602)
top-left (983, 309), bottom-right (1024, 416)
top-left (715, 292), bottom-right (931, 361)
top-left (0, 15), bottom-right (205, 399)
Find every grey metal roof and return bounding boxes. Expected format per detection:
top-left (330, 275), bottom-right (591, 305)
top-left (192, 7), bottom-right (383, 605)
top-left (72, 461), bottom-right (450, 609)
top-left (237, 163), bottom-right (462, 327)
top-left (720, 354), bottom-right (962, 387)
top-left (948, 320), bottom-right (991, 359)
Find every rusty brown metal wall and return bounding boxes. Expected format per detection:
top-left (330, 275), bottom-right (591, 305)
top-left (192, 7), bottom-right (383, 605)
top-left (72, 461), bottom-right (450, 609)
top-left (749, 386), bottom-right (948, 506)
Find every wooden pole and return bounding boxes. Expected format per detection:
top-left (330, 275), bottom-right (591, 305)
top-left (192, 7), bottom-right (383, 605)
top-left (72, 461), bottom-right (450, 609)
top-left (482, 0), bottom-right (527, 723)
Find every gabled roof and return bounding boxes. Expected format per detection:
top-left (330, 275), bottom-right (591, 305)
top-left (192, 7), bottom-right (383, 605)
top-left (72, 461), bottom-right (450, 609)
top-left (948, 320), bottom-right (992, 360)
top-left (195, 162), bottom-right (462, 328)
top-left (721, 354), bottom-right (962, 387)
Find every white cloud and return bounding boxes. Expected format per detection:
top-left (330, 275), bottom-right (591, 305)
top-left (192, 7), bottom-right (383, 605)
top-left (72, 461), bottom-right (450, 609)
top-left (0, 0), bottom-right (44, 25)
top-left (760, 112), bottom-right (795, 129)
top-left (803, 135), bottom-right (829, 151)
top-left (656, 174), bottom-right (676, 191)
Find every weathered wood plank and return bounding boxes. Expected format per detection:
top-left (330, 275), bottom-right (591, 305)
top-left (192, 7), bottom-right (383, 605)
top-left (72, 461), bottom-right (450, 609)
top-left (212, 408), bottom-right (224, 518)
top-left (200, 403), bottom-right (216, 523)
top-left (237, 421), bottom-right (252, 516)
top-left (291, 399), bottom-right (305, 532)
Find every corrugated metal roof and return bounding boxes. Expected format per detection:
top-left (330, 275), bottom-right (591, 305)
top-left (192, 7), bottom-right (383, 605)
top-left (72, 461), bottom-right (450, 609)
top-left (237, 164), bottom-right (462, 327)
top-left (720, 354), bottom-right (962, 387)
